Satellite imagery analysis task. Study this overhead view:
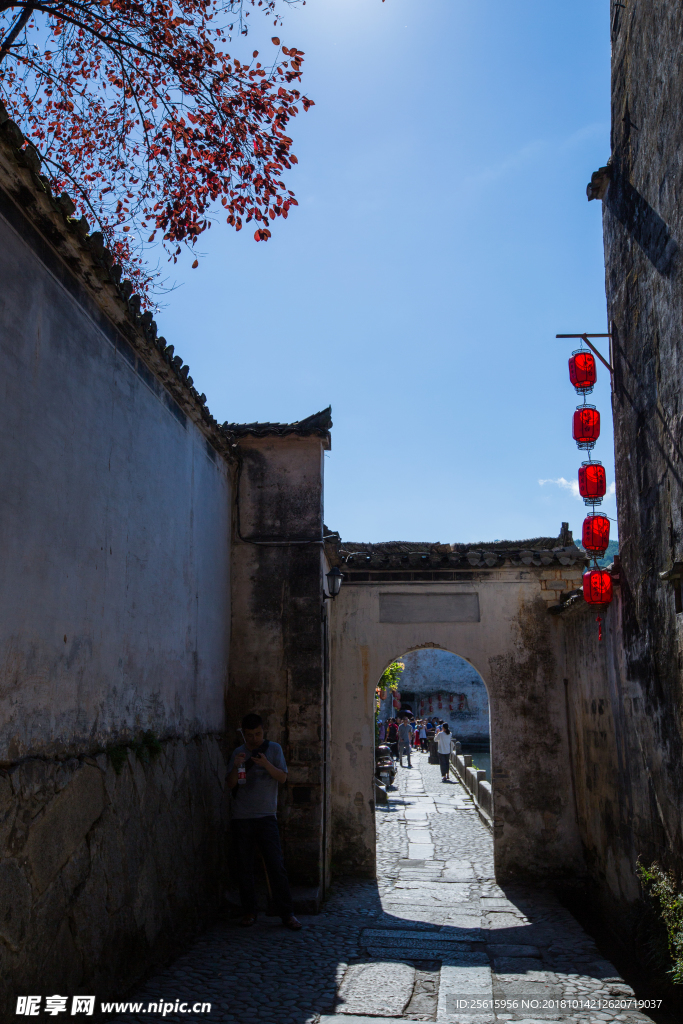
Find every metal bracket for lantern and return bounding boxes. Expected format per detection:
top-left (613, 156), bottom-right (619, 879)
top-left (556, 332), bottom-right (614, 390)
top-left (659, 562), bottom-right (683, 614)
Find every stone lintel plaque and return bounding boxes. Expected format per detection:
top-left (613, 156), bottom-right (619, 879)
top-left (379, 593), bottom-right (480, 623)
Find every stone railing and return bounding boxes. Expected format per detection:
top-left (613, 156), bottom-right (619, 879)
top-left (451, 751), bottom-right (493, 829)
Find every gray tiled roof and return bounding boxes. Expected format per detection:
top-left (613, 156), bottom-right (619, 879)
top-left (224, 406), bottom-right (332, 439)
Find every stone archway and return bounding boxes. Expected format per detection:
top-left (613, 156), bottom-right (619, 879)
top-left (380, 647), bottom-right (490, 749)
top-left (327, 570), bottom-right (585, 884)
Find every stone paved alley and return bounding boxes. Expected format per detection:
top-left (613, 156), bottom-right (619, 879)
top-left (109, 754), bottom-right (659, 1024)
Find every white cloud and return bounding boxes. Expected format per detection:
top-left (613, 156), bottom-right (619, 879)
top-left (460, 123), bottom-right (606, 193)
top-left (460, 140), bottom-right (545, 191)
top-left (538, 478), bottom-right (616, 501)
top-left (538, 477), bottom-right (581, 499)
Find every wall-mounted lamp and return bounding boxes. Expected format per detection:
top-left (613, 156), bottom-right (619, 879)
top-left (325, 566), bottom-right (344, 599)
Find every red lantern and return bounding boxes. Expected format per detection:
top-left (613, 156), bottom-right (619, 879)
top-left (572, 405), bottom-right (601, 450)
top-left (568, 350), bottom-right (597, 394)
top-left (582, 568), bottom-right (613, 604)
top-left (582, 514), bottom-right (610, 555)
top-left (578, 461), bottom-right (606, 505)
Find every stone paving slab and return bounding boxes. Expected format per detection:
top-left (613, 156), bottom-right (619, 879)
top-left (492, 958), bottom-right (548, 973)
top-left (319, 1017), bottom-right (428, 1024)
top-left (384, 891), bottom-right (472, 905)
top-left (408, 843), bottom-right (436, 859)
top-left (337, 961), bottom-right (415, 1016)
top-left (437, 962), bottom-right (494, 1023)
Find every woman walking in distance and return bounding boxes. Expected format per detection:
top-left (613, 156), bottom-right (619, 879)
top-left (436, 723), bottom-right (454, 782)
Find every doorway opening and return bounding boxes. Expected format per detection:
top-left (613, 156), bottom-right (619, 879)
top-left (377, 647), bottom-right (490, 780)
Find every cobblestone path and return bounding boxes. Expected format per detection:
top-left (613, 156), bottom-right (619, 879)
top-left (109, 751), bottom-right (657, 1024)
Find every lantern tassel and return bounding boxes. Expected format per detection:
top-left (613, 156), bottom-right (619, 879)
top-left (596, 615), bottom-right (603, 641)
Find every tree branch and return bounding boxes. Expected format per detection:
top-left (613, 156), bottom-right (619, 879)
top-left (0, 2), bottom-right (34, 62)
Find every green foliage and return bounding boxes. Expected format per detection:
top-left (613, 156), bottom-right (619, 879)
top-left (637, 861), bottom-right (683, 983)
top-left (376, 661), bottom-right (404, 743)
top-left (107, 730), bottom-right (162, 774)
top-left (596, 539), bottom-right (620, 567)
top-left (379, 661), bottom-right (405, 691)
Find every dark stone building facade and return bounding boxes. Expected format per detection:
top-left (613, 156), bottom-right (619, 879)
top-left (563, 0), bottom-right (683, 966)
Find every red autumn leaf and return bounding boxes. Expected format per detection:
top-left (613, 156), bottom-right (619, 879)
top-left (0, 0), bottom-right (313, 309)
top-left (192, 259), bottom-right (198, 268)
top-left (272, 37), bottom-right (280, 45)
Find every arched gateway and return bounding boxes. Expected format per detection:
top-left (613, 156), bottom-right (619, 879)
top-left (326, 528), bottom-right (587, 883)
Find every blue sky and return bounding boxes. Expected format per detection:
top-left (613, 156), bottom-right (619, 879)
top-left (156, 0), bottom-right (615, 545)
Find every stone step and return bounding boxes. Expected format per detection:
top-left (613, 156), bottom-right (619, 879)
top-left (364, 946), bottom-right (485, 963)
top-left (362, 929), bottom-right (473, 943)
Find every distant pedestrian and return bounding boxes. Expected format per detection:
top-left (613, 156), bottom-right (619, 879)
top-left (227, 713), bottom-right (302, 930)
top-left (418, 721), bottom-right (428, 752)
top-left (378, 719), bottom-right (386, 743)
top-left (386, 719), bottom-right (399, 757)
top-left (436, 723), bottom-right (453, 782)
top-left (397, 718), bottom-right (413, 768)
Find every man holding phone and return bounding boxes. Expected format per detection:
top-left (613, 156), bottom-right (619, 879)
top-left (226, 712), bottom-right (302, 930)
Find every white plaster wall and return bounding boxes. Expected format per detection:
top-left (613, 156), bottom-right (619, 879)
top-left (329, 576), bottom-right (585, 882)
top-left (0, 209), bottom-right (231, 759)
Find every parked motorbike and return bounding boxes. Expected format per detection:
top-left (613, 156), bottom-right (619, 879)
top-left (375, 744), bottom-right (397, 789)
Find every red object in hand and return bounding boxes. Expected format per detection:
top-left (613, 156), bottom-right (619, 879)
top-left (583, 569), bottom-right (613, 604)
top-left (569, 350), bottom-right (597, 394)
top-left (573, 405), bottom-right (601, 450)
top-left (582, 514), bottom-right (610, 554)
top-left (578, 461), bottom-right (607, 504)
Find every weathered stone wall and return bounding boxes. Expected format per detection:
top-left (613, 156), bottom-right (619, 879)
top-left (328, 570), bottom-right (586, 883)
top-left (558, 593), bottom-right (641, 909)
top-left (0, 735), bottom-right (228, 1020)
top-left (228, 433), bottom-right (328, 894)
top-left (573, 0), bottom-right (683, 917)
top-left (0, 189), bottom-right (231, 758)
top-left (0, 141), bottom-right (234, 1010)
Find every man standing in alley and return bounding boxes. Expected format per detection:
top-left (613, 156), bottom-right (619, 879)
top-left (227, 713), bottom-right (302, 930)
top-left (397, 716), bottom-right (413, 768)
top-left (437, 723), bottom-right (453, 782)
